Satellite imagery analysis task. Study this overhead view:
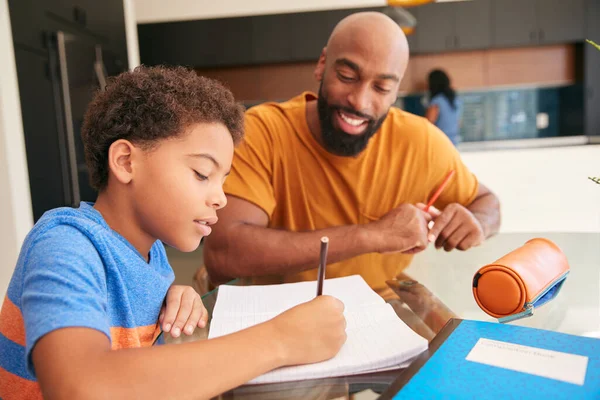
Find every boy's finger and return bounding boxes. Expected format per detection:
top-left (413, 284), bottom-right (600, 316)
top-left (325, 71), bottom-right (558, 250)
top-left (197, 303), bottom-right (208, 328)
top-left (162, 289), bottom-right (183, 332)
top-left (183, 297), bottom-right (204, 335)
top-left (170, 293), bottom-right (195, 338)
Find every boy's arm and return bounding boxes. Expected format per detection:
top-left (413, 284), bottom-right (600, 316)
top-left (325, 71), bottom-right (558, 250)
top-left (33, 295), bottom-right (346, 400)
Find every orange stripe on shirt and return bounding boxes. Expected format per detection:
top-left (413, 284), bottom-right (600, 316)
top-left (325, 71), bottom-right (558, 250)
top-left (0, 296), bottom-right (26, 346)
top-left (110, 323), bottom-right (160, 350)
top-left (0, 366), bottom-right (42, 400)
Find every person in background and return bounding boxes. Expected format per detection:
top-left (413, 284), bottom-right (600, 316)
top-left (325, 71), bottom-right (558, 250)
top-left (425, 69), bottom-right (462, 146)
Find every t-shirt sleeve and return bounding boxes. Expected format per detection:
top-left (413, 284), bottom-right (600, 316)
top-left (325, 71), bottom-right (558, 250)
top-left (223, 110), bottom-right (277, 217)
top-left (424, 121), bottom-right (479, 209)
top-left (429, 94), bottom-right (443, 108)
top-left (21, 225), bottom-right (110, 376)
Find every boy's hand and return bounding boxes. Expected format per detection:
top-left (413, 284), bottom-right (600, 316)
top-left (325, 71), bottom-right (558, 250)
top-left (159, 285), bottom-right (208, 338)
top-left (269, 295), bottom-right (347, 366)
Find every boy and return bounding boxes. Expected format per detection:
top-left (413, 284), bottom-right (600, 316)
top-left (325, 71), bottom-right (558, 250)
top-left (0, 66), bottom-right (346, 399)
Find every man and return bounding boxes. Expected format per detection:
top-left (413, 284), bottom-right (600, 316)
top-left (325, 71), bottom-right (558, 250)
top-left (203, 12), bottom-right (500, 297)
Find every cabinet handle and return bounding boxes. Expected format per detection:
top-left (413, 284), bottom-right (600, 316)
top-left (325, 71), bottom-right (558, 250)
top-left (529, 30), bottom-right (537, 42)
top-left (445, 36), bottom-right (452, 49)
top-left (454, 36), bottom-right (459, 48)
top-left (73, 6), bottom-right (87, 27)
top-left (46, 32), bottom-right (75, 205)
top-left (538, 29), bottom-right (545, 42)
top-left (56, 31), bottom-right (81, 206)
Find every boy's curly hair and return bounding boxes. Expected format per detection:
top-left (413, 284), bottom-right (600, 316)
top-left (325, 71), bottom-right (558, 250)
top-left (81, 65), bottom-right (245, 191)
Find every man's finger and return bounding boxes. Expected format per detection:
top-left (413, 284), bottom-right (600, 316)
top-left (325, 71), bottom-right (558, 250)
top-left (401, 246), bottom-right (426, 255)
top-left (443, 225), bottom-right (470, 252)
top-left (428, 207), bottom-right (455, 243)
top-left (457, 231), bottom-right (483, 251)
top-left (416, 203), bottom-right (442, 218)
top-left (435, 217), bottom-right (461, 249)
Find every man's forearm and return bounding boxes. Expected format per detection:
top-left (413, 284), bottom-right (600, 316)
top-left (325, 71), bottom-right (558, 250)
top-left (204, 223), bottom-right (377, 283)
top-left (468, 192), bottom-right (501, 238)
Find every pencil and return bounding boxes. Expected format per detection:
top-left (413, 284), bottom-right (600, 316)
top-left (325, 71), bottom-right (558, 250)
top-left (425, 170), bottom-right (455, 212)
top-left (316, 237), bottom-right (329, 296)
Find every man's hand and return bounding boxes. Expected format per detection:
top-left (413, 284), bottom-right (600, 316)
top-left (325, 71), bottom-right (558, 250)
top-left (418, 203), bottom-right (485, 251)
top-left (160, 285), bottom-right (208, 338)
top-left (366, 204), bottom-right (432, 255)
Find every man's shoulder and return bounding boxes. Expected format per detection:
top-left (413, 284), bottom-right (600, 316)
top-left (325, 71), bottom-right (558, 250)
top-left (383, 107), bottom-right (433, 138)
top-left (246, 93), bottom-right (309, 126)
top-left (377, 107), bottom-right (453, 153)
top-left (241, 94), bottom-right (311, 150)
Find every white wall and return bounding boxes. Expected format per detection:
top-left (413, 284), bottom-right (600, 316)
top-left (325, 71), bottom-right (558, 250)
top-left (0, 0), bottom-right (33, 300)
top-left (135, 0), bottom-right (385, 24)
top-left (461, 145), bottom-right (600, 233)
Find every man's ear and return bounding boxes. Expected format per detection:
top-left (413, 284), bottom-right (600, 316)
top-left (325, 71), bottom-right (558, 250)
top-left (107, 139), bottom-right (137, 185)
top-left (314, 47), bottom-right (327, 82)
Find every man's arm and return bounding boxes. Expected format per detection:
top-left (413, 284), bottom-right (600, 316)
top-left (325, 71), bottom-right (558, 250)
top-left (204, 196), bottom-right (432, 284)
top-left (467, 183), bottom-right (501, 238)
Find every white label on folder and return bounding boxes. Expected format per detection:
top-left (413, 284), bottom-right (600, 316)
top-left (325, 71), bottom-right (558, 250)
top-left (466, 338), bottom-right (588, 385)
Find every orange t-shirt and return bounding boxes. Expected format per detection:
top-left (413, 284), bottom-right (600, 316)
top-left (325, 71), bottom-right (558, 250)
top-left (223, 92), bottom-right (479, 294)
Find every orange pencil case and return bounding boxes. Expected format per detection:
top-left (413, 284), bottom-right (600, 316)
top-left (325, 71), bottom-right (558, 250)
top-left (472, 238), bottom-right (570, 323)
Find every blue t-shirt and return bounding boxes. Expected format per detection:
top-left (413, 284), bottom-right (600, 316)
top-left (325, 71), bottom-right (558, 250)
top-left (430, 94), bottom-right (462, 145)
top-left (0, 202), bottom-right (174, 399)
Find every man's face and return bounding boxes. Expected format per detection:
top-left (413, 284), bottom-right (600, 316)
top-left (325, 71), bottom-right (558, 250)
top-left (317, 79), bottom-right (387, 157)
top-left (132, 123), bottom-right (234, 252)
top-left (315, 35), bottom-right (404, 156)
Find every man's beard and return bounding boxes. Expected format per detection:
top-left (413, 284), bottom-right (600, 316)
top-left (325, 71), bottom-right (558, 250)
top-left (317, 83), bottom-right (388, 157)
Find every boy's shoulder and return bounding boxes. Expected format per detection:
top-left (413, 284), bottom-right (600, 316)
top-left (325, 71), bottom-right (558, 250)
top-left (22, 203), bottom-right (167, 266)
top-left (24, 204), bottom-right (105, 247)
top-left (18, 204), bottom-right (106, 268)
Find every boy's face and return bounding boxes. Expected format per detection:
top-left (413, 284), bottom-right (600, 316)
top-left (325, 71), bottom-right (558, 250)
top-left (132, 122), bottom-right (234, 252)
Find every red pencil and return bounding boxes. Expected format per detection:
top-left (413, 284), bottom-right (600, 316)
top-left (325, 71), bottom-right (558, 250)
top-left (425, 170), bottom-right (455, 212)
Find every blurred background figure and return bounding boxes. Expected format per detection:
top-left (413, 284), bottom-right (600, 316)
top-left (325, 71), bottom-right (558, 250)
top-left (425, 69), bottom-right (461, 146)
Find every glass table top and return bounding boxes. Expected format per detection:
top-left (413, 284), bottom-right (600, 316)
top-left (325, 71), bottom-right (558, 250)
top-left (164, 232), bottom-right (600, 399)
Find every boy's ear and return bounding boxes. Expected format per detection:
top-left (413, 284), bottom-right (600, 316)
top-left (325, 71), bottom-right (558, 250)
top-left (314, 47), bottom-right (327, 82)
top-left (107, 139), bottom-right (136, 185)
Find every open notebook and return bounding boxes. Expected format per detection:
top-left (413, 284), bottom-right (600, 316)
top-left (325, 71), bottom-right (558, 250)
top-left (208, 275), bottom-right (429, 384)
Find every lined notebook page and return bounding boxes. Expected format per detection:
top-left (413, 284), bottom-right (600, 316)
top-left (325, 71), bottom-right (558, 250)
top-left (208, 275), bottom-right (428, 384)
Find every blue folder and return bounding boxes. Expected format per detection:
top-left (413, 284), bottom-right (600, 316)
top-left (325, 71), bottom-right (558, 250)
top-left (385, 319), bottom-right (599, 399)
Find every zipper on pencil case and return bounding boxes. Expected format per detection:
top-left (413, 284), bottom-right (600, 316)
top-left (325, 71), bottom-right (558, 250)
top-left (498, 271), bottom-right (570, 324)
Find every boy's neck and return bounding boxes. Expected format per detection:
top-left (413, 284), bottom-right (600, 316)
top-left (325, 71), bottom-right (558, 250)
top-left (94, 191), bottom-right (155, 262)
